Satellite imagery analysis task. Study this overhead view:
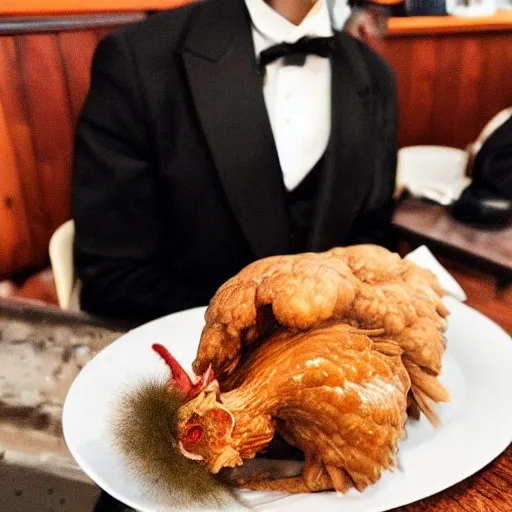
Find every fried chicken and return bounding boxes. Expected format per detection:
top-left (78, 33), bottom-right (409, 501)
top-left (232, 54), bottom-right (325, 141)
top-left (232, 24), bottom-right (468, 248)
top-left (116, 246), bottom-right (451, 499)
top-left (153, 323), bottom-right (410, 493)
top-left (193, 245), bottom-right (450, 426)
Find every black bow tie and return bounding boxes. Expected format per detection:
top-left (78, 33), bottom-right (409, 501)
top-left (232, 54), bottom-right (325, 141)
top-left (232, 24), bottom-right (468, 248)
top-left (258, 36), bottom-right (335, 76)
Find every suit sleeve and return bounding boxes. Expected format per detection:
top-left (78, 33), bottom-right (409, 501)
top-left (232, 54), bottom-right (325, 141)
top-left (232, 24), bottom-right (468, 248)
top-left (347, 57), bottom-right (398, 249)
top-left (72, 32), bottom-right (209, 325)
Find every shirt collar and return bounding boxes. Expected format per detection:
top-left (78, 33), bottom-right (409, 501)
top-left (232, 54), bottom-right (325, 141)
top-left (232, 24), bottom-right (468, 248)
top-left (245, 0), bottom-right (333, 45)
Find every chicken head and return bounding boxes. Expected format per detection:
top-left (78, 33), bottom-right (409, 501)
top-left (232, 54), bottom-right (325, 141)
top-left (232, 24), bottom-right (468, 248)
top-left (152, 344), bottom-right (243, 474)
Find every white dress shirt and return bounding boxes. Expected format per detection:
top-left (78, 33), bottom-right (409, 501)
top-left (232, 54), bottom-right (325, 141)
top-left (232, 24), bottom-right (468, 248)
top-left (245, 0), bottom-right (333, 191)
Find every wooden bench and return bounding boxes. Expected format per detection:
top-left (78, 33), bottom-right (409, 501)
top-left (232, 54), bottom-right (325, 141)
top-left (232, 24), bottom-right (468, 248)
top-left (0, 13), bottom-right (145, 300)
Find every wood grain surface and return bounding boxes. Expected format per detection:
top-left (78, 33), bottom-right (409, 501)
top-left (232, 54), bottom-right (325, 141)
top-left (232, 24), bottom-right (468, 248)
top-left (394, 444), bottom-right (512, 511)
top-left (0, 23), bottom-right (124, 277)
top-left (379, 30), bottom-right (512, 150)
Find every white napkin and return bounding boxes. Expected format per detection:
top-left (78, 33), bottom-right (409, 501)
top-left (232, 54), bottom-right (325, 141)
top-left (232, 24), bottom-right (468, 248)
top-left (405, 245), bottom-right (467, 302)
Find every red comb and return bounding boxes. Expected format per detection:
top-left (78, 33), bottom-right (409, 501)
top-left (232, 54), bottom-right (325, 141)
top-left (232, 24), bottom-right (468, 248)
top-left (152, 343), bottom-right (193, 395)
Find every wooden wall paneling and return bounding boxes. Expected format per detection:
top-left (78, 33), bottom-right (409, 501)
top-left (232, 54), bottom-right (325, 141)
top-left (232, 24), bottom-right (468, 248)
top-left (397, 38), bottom-right (438, 148)
top-left (0, 36), bottom-right (44, 272)
top-left (479, 33), bottom-right (512, 133)
top-left (0, 98), bottom-right (33, 274)
top-left (0, 21), bottom-right (127, 277)
top-left (449, 36), bottom-right (483, 146)
top-left (380, 31), bottom-right (512, 149)
top-left (19, 34), bottom-right (75, 244)
top-left (58, 29), bottom-right (111, 120)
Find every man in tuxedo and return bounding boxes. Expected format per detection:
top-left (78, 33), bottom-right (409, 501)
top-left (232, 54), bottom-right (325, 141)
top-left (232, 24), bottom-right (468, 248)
top-left (73, 0), bottom-right (397, 328)
top-left (77, 3), bottom-right (398, 508)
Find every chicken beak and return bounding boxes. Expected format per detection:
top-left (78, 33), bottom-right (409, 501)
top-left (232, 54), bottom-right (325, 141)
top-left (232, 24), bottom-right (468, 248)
top-left (209, 446), bottom-right (243, 474)
top-left (188, 366), bottom-right (216, 399)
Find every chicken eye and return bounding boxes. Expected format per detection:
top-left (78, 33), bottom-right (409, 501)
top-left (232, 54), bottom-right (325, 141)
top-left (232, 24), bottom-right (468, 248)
top-left (186, 425), bottom-right (203, 442)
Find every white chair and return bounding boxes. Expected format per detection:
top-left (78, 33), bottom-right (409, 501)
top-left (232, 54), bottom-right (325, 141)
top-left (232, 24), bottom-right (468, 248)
top-left (396, 145), bottom-right (470, 205)
top-left (395, 108), bottom-right (512, 204)
top-left (49, 219), bottom-right (79, 310)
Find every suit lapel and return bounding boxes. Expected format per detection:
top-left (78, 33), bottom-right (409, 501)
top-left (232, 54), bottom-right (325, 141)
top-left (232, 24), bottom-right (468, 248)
top-left (311, 33), bottom-right (375, 251)
top-left (180, 0), bottom-right (290, 258)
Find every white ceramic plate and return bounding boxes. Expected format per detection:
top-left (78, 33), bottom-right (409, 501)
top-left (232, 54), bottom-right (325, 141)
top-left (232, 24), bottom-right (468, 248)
top-left (63, 298), bottom-right (512, 512)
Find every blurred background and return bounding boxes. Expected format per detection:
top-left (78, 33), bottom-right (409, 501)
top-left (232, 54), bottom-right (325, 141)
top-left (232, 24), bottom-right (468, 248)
top-left (0, 0), bottom-right (511, 510)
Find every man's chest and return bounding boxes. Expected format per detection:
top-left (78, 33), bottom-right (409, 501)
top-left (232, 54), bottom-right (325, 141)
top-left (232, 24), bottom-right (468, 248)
top-left (263, 56), bottom-right (332, 191)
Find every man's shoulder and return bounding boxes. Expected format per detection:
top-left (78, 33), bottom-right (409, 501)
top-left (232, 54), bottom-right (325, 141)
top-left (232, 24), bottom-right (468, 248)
top-left (338, 33), bottom-right (395, 86)
top-left (352, 36), bottom-right (395, 86)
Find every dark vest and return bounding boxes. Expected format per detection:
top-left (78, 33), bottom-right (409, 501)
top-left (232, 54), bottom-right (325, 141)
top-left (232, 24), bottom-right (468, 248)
top-left (286, 152), bottom-right (326, 253)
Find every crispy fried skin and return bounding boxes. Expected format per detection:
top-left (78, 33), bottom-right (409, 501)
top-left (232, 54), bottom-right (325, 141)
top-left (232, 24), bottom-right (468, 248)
top-left (193, 245), bottom-right (449, 425)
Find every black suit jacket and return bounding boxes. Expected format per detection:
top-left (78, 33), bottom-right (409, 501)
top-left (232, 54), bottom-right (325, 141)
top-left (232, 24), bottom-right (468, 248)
top-left (72, 0), bottom-right (397, 324)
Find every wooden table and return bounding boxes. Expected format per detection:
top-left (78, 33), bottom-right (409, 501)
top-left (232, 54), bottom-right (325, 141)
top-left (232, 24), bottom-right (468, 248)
top-left (393, 197), bottom-right (512, 284)
top-left (394, 444), bottom-right (511, 511)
